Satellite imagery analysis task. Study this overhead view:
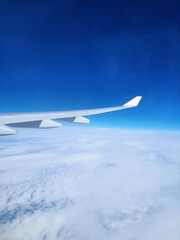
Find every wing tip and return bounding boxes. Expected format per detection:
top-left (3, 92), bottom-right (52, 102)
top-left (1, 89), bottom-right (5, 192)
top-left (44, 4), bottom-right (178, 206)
top-left (123, 96), bottom-right (142, 107)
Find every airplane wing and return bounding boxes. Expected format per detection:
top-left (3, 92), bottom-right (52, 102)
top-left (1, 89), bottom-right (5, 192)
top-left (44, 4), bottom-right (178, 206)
top-left (0, 96), bottom-right (142, 135)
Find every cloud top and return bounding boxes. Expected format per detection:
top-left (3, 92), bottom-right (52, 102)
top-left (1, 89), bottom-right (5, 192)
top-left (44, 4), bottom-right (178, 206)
top-left (0, 127), bottom-right (180, 240)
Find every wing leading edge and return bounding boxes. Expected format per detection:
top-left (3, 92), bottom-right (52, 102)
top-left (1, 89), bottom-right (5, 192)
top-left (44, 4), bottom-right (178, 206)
top-left (0, 96), bottom-right (142, 135)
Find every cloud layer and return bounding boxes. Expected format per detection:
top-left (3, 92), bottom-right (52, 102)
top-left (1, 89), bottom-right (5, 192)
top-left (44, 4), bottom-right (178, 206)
top-left (0, 127), bottom-right (180, 240)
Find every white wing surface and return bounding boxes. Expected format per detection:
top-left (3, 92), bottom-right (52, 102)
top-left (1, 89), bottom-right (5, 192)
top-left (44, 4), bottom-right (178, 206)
top-left (0, 96), bottom-right (142, 135)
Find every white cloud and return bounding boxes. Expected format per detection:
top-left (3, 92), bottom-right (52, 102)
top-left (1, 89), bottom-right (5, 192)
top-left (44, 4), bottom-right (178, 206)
top-left (0, 127), bottom-right (180, 240)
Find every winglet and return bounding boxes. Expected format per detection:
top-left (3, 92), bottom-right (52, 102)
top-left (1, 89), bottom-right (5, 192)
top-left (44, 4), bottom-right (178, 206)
top-left (123, 96), bottom-right (142, 107)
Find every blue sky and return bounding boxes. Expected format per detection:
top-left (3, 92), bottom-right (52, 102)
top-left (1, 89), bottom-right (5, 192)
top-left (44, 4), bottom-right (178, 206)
top-left (0, 0), bottom-right (179, 130)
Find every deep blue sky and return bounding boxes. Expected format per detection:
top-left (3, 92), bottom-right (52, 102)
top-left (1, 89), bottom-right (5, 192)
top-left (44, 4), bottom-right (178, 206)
top-left (0, 0), bottom-right (179, 130)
